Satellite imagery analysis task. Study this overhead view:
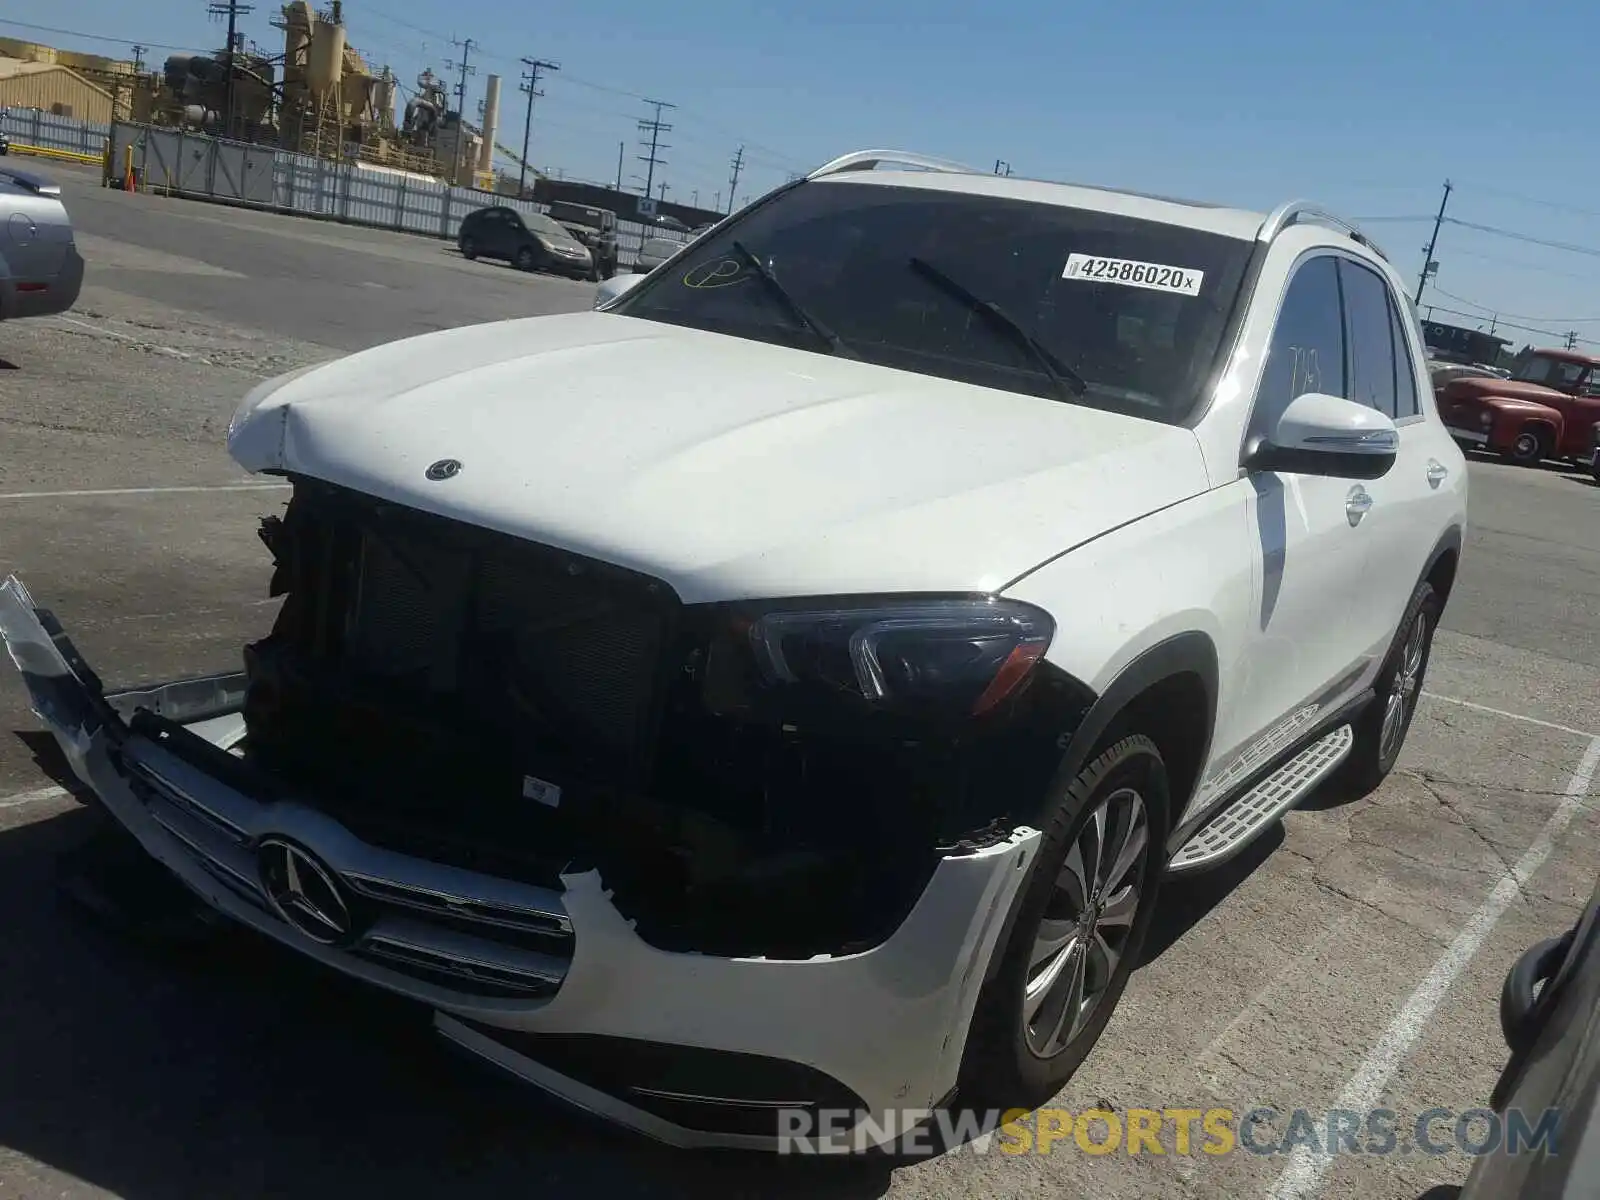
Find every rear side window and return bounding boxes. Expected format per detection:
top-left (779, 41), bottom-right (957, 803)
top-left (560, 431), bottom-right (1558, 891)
top-left (1339, 259), bottom-right (1400, 418)
top-left (1255, 255), bottom-right (1345, 434)
top-left (1387, 295), bottom-right (1421, 417)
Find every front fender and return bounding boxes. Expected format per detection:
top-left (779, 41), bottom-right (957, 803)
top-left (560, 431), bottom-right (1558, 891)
top-left (1484, 397), bottom-right (1564, 448)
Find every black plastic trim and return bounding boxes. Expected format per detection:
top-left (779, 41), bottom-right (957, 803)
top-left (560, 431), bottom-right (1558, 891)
top-left (1241, 436), bottom-right (1397, 481)
top-left (450, 1022), bottom-right (867, 1137)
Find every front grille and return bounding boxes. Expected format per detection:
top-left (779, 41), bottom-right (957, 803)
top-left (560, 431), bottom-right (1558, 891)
top-left (265, 481), bottom-right (679, 781)
top-left (123, 734), bottom-right (575, 1001)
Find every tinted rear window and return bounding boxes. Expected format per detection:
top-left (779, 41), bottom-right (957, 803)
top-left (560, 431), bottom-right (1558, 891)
top-left (612, 180), bottom-right (1252, 424)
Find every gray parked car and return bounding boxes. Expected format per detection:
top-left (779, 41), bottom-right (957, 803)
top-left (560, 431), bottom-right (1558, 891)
top-left (0, 164), bottom-right (83, 321)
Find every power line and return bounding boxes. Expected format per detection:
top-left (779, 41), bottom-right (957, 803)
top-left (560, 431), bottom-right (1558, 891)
top-left (1442, 216), bottom-right (1600, 261)
top-left (636, 98), bottom-right (675, 200)
top-left (1429, 287), bottom-right (1600, 326)
top-left (0, 18), bottom-right (206, 53)
top-left (518, 57), bottom-right (559, 194)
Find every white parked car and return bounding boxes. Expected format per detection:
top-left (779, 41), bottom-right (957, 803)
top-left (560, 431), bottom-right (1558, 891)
top-left (2, 150), bottom-right (1467, 1154)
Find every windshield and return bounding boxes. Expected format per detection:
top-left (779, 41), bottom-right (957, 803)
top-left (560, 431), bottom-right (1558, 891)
top-left (610, 180), bottom-right (1252, 423)
top-left (524, 212), bottom-right (577, 242)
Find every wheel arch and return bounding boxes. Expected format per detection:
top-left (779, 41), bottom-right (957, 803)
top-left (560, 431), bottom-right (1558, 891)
top-left (981, 632), bottom-right (1219, 985)
top-left (1420, 524), bottom-right (1464, 610)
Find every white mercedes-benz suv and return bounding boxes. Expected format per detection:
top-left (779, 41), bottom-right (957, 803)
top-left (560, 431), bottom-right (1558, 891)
top-left (2, 150), bottom-right (1467, 1153)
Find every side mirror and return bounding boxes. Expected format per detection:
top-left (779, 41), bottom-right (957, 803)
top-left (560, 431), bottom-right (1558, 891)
top-left (593, 272), bottom-right (645, 310)
top-left (1244, 392), bottom-right (1399, 481)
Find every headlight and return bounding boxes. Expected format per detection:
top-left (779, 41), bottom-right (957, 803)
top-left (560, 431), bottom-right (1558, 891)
top-left (707, 598), bottom-right (1054, 722)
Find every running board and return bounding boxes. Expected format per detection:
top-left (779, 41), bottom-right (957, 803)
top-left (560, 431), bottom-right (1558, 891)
top-left (1168, 724), bottom-right (1354, 875)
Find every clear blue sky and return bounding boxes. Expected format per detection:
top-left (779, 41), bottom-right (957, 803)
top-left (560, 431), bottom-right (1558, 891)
top-left (9, 1), bottom-right (1600, 349)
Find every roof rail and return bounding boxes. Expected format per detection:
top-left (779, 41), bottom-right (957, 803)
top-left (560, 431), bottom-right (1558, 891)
top-left (0, 165), bottom-right (61, 196)
top-left (808, 150), bottom-right (978, 181)
top-left (1258, 199), bottom-right (1388, 262)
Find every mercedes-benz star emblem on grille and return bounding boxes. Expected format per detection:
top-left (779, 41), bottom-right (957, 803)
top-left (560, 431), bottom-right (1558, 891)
top-left (425, 458), bottom-right (462, 481)
top-left (258, 838), bottom-right (354, 945)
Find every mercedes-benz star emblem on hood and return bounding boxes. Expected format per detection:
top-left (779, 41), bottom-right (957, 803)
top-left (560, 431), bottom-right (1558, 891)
top-left (425, 458), bottom-right (462, 481)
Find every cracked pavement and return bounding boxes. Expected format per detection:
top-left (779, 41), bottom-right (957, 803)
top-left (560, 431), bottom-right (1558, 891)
top-left (0, 168), bottom-right (1597, 1200)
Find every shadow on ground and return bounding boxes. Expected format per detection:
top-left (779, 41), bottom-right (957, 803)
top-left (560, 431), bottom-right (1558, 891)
top-left (0, 789), bottom-right (896, 1199)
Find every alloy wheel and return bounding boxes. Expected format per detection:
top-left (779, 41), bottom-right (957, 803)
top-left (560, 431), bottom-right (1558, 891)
top-left (1023, 787), bottom-right (1149, 1058)
top-left (1380, 610), bottom-right (1429, 765)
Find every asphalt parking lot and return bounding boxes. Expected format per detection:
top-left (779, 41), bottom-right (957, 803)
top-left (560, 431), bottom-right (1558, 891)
top-left (1, 166), bottom-right (1598, 1200)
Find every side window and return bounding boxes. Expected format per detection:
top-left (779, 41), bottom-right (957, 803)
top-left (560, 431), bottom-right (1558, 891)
top-left (1387, 293), bottom-right (1421, 417)
top-left (1255, 255), bottom-right (1345, 433)
top-left (1339, 259), bottom-right (1400, 418)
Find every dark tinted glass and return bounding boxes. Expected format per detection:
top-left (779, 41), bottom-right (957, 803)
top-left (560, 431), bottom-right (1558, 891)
top-left (612, 180), bottom-right (1253, 424)
top-left (1340, 259), bottom-right (1400, 417)
top-left (1388, 293), bottom-right (1420, 417)
top-left (1254, 256), bottom-right (1346, 433)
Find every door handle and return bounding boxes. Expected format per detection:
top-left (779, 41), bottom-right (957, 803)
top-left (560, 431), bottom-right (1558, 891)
top-left (1346, 486), bottom-right (1373, 526)
top-left (1426, 459), bottom-right (1449, 488)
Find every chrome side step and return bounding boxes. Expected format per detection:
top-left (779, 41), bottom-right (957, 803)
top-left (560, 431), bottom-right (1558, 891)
top-left (1168, 724), bottom-right (1354, 875)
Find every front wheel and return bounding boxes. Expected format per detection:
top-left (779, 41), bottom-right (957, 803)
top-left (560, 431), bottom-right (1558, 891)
top-left (1503, 428), bottom-right (1547, 466)
top-left (961, 735), bottom-right (1167, 1109)
top-left (459, 236), bottom-right (478, 261)
top-left (1338, 580), bottom-right (1440, 795)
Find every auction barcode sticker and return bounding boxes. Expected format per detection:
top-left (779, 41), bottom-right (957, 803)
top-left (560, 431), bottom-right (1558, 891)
top-left (1062, 254), bottom-right (1204, 296)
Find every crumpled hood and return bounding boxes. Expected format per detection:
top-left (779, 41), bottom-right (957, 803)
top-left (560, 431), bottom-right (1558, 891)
top-left (229, 312), bottom-right (1211, 603)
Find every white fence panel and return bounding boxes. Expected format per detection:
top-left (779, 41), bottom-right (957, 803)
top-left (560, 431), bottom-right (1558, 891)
top-left (0, 109), bottom-right (108, 156)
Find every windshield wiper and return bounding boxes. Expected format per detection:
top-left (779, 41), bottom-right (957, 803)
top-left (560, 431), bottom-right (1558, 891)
top-left (729, 240), bottom-right (856, 357)
top-left (907, 256), bottom-right (1087, 399)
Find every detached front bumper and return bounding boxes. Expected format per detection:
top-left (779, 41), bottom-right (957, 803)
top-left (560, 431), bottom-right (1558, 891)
top-left (0, 575), bottom-right (1040, 1152)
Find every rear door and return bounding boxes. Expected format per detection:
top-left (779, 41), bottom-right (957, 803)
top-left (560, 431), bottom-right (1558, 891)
top-left (1337, 257), bottom-right (1449, 654)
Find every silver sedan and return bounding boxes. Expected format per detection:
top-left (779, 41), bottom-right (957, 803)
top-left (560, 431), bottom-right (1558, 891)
top-left (1, 164), bottom-right (84, 321)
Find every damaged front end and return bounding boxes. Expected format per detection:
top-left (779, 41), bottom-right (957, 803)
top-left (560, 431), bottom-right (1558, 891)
top-left (0, 474), bottom-right (1071, 1149)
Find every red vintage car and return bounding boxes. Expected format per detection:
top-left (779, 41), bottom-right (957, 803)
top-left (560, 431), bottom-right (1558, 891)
top-left (1437, 347), bottom-right (1600, 477)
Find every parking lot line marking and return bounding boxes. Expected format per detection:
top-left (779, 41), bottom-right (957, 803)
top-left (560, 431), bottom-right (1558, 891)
top-left (0, 483), bottom-right (291, 501)
top-left (1422, 691), bottom-right (1598, 740)
top-left (1266, 732), bottom-right (1600, 1200)
top-left (52, 315), bottom-right (194, 359)
top-left (0, 784), bottom-right (68, 810)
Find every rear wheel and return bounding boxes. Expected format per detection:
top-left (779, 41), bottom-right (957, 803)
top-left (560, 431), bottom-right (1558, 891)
top-left (459, 236), bottom-right (478, 261)
top-left (1338, 580), bottom-right (1439, 795)
top-left (961, 735), bottom-right (1167, 1108)
top-left (515, 245), bottom-right (539, 272)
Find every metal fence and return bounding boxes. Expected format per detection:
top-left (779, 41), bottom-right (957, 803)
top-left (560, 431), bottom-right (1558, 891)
top-left (108, 121), bottom-right (692, 269)
top-left (0, 109), bottom-right (110, 157)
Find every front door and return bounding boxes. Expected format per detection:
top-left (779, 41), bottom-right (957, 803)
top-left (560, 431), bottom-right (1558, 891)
top-left (1206, 254), bottom-right (1378, 811)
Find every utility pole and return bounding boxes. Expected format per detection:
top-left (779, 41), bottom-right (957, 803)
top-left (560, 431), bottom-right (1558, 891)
top-left (636, 98), bottom-right (675, 199)
top-left (1566, 330), bottom-right (1580, 350)
top-left (615, 140), bottom-right (624, 192)
top-left (726, 145), bottom-right (744, 214)
top-left (658, 181), bottom-right (668, 201)
top-left (131, 43), bottom-right (146, 73)
top-left (1416, 179), bottom-right (1452, 307)
top-left (447, 37), bottom-right (477, 117)
top-left (712, 190), bottom-right (720, 211)
top-left (517, 56), bottom-right (558, 195)
top-left (206, 0), bottom-right (254, 138)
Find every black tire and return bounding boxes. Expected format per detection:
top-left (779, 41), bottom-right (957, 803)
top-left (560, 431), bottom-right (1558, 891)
top-left (515, 245), bottom-right (539, 272)
top-left (1503, 428), bottom-right (1547, 466)
top-left (960, 735), bottom-right (1168, 1110)
top-left (459, 237), bottom-right (478, 261)
top-left (1337, 580), bottom-right (1440, 795)
top-left (586, 260), bottom-right (601, 282)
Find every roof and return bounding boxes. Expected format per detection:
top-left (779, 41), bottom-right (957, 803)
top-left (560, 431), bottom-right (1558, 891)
top-left (821, 168), bottom-right (1270, 241)
top-left (1529, 347), bottom-right (1600, 366)
top-left (0, 58), bottom-right (113, 101)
